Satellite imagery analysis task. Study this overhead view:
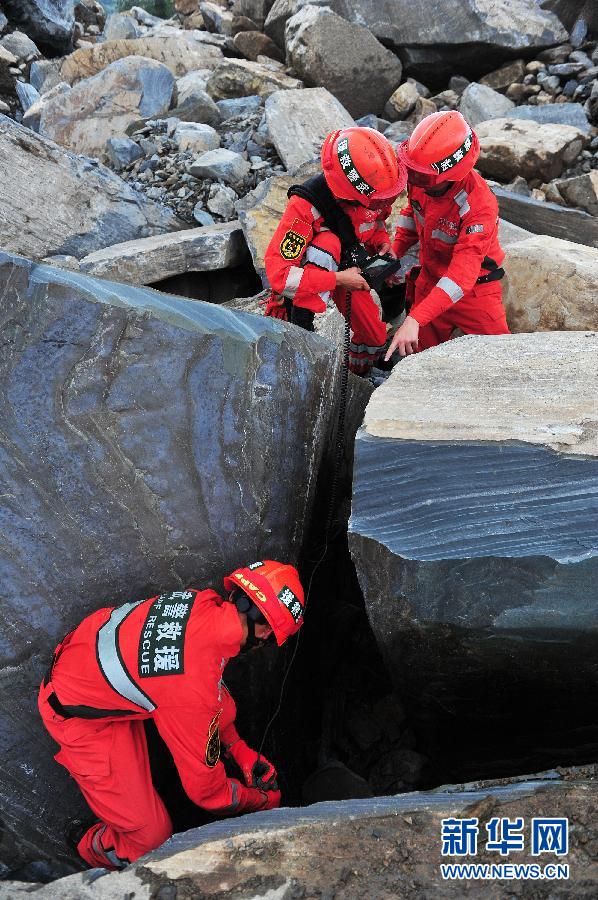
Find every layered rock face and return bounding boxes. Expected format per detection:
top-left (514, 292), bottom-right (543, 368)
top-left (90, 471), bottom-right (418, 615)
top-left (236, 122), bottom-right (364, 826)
top-left (0, 116), bottom-right (182, 260)
top-left (3, 769), bottom-right (597, 897)
top-left (0, 253), bottom-right (339, 871)
top-left (350, 332), bottom-right (598, 779)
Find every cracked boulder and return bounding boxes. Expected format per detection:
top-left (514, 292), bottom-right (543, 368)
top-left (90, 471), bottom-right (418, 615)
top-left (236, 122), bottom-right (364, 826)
top-left (0, 252), bottom-right (339, 873)
top-left (2, 768), bottom-right (597, 896)
top-left (0, 115), bottom-right (182, 261)
top-left (349, 332), bottom-right (598, 780)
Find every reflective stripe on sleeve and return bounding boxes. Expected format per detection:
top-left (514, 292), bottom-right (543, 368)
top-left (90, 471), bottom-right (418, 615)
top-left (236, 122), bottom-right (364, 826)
top-left (303, 246), bottom-right (338, 272)
top-left (431, 229), bottom-right (458, 244)
top-left (454, 189), bottom-right (471, 217)
top-left (282, 266), bottom-right (303, 299)
top-left (437, 276), bottom-right (464, 303)
top-left (397, 214), bottom-right (416, 231)
top-left (319, 291), bottom-right (331, 306)
top-left (413, 208), bottom-right (425, 225)
top-left (96, 601), bottom-right (156, 713)
top-left (359, 221), bottom-right (376, 233)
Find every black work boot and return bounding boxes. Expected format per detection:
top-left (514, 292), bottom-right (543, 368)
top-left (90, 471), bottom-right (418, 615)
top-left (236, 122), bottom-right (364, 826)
top-left (290, 306), bottom-right (315, 332)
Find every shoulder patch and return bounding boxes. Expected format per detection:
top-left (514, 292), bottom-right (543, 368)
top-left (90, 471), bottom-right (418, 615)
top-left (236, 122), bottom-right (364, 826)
top-left (466, 224), bottom-right (484, 234)
top-left (280, 223), bottom-right (308, 260)
top-left (205, 712), bottom-right (221, 768)
top-left (138, 590), bottom-right (195, 678)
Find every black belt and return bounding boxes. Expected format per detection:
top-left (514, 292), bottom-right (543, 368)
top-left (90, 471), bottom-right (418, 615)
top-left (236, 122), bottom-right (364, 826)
top-left (46, 690), bottom-right (140, 720)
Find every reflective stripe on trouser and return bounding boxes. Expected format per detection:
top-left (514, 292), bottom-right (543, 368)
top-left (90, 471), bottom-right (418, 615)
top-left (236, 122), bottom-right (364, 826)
top-left (334, 287), bottom-right (387, 375)
top-left (38, 684), bottom-right (172, 870)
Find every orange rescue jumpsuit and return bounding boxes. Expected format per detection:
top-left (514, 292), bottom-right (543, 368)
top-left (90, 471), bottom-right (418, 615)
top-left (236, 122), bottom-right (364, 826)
top-left (38, 589), bottom-right (270, 868)
top-left (392, 170), bottom-right (510, 350)
top-left (264, 195), bottom-right (392, 375)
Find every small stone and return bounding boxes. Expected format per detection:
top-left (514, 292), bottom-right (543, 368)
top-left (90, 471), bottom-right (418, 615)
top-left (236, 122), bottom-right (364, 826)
top-left (105, 137), bottom-right (144, 171)
top-left (193, 205), bottom-right (216, 226)
top-left (216, 94), bottom-right (262, 120)
top-left (548, 63), bottom-right (585, 78)
top-left (207, 182), bottom-right (238, 218)
top-left (449, 75), bottom-right (469, 95)
top-left (384, 81), bottom-right (419, 122)
top-left (525, 61), bottom-right (546, 75)
top-left (542, 75), bottom-right (562, 95)
top-left (175, 122), bottom-right (220, 154)
top-left (480, 59), bottom-right (526, 93)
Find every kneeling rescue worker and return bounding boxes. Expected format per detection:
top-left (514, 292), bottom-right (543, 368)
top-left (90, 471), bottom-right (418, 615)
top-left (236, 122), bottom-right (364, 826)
top-left (264, 126), bottom-right (407, 377)
top-left (386, 110), bottom-right (510, 359)
top-left (38, 560), bottom-right (304, 869)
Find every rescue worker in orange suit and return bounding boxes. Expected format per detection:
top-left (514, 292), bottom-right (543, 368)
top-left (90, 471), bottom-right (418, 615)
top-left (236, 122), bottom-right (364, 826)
top-left (38, 560), bottom-right (304, 870)
top-left (263, 127), bottom-right (407, 376)
top-left (385, 110), bottom-right (510, 360)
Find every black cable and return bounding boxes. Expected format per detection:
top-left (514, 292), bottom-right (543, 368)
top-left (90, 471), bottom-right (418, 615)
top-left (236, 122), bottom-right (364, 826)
top-left (257, 291), bottom-right (353, 762)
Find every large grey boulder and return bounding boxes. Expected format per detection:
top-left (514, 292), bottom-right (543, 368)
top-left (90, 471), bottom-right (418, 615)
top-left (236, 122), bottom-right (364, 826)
top-left (476, 117), bottom-right (587, 181)
top-left (3, 769), bottom-right (597, 896)
top-left (265, 0), bottom-right (350, 47)
top-left (267, 0), bottom-right (567, 80)
top-left (459, 81), bottom-right (515, 126)
top-left (285, 5), bottom-right (402, 119)
top-left (0, 115), bottom-right (181, 261)
top-left (79, 221), bottom-right (248, 285)
top-left (265, 86), bottom-right (354, 170)
top-left (350, 331), bottom-right (598, 775)
top-left (2, 0), bottom-right (75, 53)
top-left (37, 56), bottom-right (175, 158)
top-left (0, 251), bottom-right (339, 872)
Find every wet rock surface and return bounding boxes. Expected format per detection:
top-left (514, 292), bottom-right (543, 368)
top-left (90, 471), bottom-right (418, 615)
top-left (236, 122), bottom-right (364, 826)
top-left (350, 332), bottom-right (598, 780)
top-left (0, 251), bottom-right (340, 873)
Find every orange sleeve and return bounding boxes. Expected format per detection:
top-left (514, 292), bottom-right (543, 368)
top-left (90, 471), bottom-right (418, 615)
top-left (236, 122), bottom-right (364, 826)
top-left (410, 200), bottom-right (500, 327)
top-left (392, 200), bottom-right (419, 259)
top-left (264, 196), bottom-right (337, 297)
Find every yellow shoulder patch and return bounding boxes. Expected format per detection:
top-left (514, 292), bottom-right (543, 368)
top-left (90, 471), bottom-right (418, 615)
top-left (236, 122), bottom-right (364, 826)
top-left (205, 713), bottom-right (221, 768)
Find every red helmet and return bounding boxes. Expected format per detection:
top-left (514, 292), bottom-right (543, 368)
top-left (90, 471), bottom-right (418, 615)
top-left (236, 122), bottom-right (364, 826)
top-left (223, 560), bottom-right (305, 646)
top-left (397, 111), bottom-right (480, 186)
top-left (321, 126), bottom-right (407, 209)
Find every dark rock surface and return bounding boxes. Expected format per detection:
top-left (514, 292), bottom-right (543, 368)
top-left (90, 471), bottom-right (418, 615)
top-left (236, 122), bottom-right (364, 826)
top-left (0, 252), bottom-right (340, 872)
top-left (3, 768), bottom-right (597, 896)
top-left (349, 333), bottom-right (598, 782)
top-left (2, 1), bottom-right (75, 54)
top-left (494, 186), bottom-right (598, 247)
top-left (0, 115), bottom-right (183, 260)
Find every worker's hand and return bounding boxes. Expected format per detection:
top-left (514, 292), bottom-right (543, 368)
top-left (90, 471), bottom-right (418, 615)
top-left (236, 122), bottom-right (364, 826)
top-left (336, 267), bottom-right (369, 292)
top-left (259, 788), bottom-right (281, 810)
top-left (229, 740), bottom-right (278, 790)
top-left (377, 242), bottom-right (393, 256)
top-left (385, 315), bottom-right (420, 359)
